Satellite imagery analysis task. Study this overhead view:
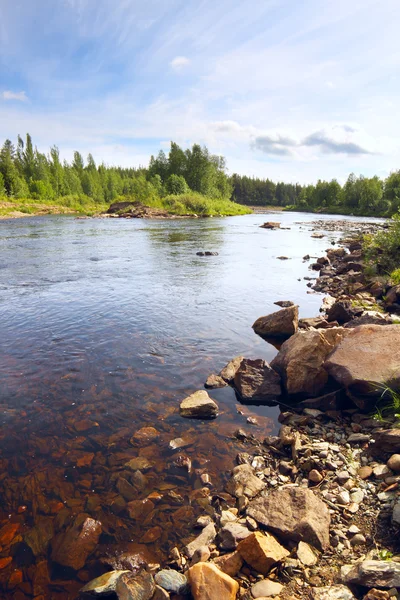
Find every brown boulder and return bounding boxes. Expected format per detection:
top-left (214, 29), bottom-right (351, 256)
top-left (373, 429), bottom-right (400, 453)
top-left (237, 531), bottom-right (289, 575)
top-left (325, 324), bottom-right (400, 396)
top-left (219, 356), bottom-right (244, 382)
top-left (260, 222), bottom-right (280, 229)
top-left (188, 562), bottom-right (239, 600)
top-left (179, 390), bottom-right (218, 419)
top-left (233, 358), bottom-right (281, 403)
top-left (51, 514), bottom-right (102, 570)
top-left (247, 487), bottom-right (330, 551)
top-left (253, 306), bottom-right (298, 339)
top-left (270, 328), bottom-right (348, 396)
top-left (326, 300), bottom-right (363, 324)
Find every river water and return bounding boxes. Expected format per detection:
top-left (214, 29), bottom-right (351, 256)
top-left (0, 211), bottom-right (381, 598)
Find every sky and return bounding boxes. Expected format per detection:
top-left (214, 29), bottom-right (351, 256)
top-left (1, 0), bottom-right (400, 184)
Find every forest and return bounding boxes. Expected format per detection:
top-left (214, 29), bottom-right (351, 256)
top-left (1, 134), bottom-right (399, 217)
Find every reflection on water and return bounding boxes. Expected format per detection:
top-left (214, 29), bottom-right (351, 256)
top-left (0, 212), bottom-right (380, 598)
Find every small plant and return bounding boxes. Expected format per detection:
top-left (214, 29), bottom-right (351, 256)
top-left (390, 268), bottom-right (400, 284)
top-left (378, 549), bottom-right (393, 561)
top-left (371, 383), bottom-right (400, 426)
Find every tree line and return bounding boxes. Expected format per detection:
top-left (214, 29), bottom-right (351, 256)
top-left (1, 134), bottom-right (400, 216)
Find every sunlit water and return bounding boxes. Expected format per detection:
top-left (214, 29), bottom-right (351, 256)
top-left (0, 212), bottom-right (383, 598)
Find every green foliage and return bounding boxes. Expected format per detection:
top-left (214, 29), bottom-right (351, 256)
top-left (364, 214), bottom-right (400, 274)
top-left (165, 174), bottom-right (189, 195)
top-left (0, 172), bottom-right (5, 196)
top-left (372, 384), bottom-right (400, 426)
top-left (390, 268), bottom-right (400, 285)
top-left (377, 549), bottom-right (394, 561)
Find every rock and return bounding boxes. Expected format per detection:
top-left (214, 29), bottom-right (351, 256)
top-left (337, 491), bottom-right (350, 505)
top-left (247, 487), bottom-right (331, 551)
top-left (220, 510), bottom-right (237, 527)
top-left (154, 570), bottom-right (188, 595)
top-left (374, 429), bottom-right (400, 453)
top-left (251, 579), bottom-right (283, 598)
top-left (188, 562), bottom-right (239, 600)
top-left (219, 522), bottom-right (251, 550)
top-left (51, 514), bottom-right (102, 570)
top-left (309, 469), bottom-right (323, 484)
top-left (344, 313), bottom-right (391, 328)
top-left (225, 464), bottom-right (266, 499)
top-left (260, 222), bottom-right (280, 229)
top-left (297, 541), bottom-right (318, 566)
top-left (153, 586), bottom-right (170, 600)
top-left (385, 284), bottom-right (400, 305)
top-left (252, 306), bottom-right (298, 339)
top-left (191, 546), bottom-right (211, 565)
top-left (117, 477), bottom-right (137, 501)
top-left (373, 464), bottom-right (392, 479)
top-left (271, 328), bottom-right (348, 397)
top-left (277, 255), bottom-right (289, 260)
top-left (205, 374), bottom-right (227, 389)
top-left (125, 457), bottom-right (153, 471)
top-left (233, 358), bottom-right (281, 403)
top-left (358, 466), bottom-right (373, 479)
top-left (387, 454), bottom-right (400, 473)
top-left (80, 571), bottom-right (130, 595)
top-left (213, 551), bottom-right (243, 577)
top-left (326, 300), bottom-right (363, 324)
top-left (347, 433), bottom-right (370, 444)
top-left (185, 523), bottom-right (216, 558)
top-left (310, 585), bottom-right (356, 599)
top-left (363, 590), bottom-right (390, 600)
top-left (179, 390), bottom-right (218, 419)
top-left (237, 531), bottom-right (289, 575)
top-left (168, 437), bottom-right (192, 451)
top-left (350, 534), bottom-right (366, 546)
top-left (342, 560), bottom-right (400, 588)
top-left (219, 356), bottom-right (244, 383)
top-left (23, 517), bottom-right (54, 557)
top-left (325, 325), bottom-right (400, 397)
top-left (393, 500), bottom-right (400, 525)
top-left (115, 570), bottom-right (155, 600)
top-left (274, 301), bottom-right (294, 308)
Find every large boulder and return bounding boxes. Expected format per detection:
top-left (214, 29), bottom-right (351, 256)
top-left (51, 514), bottom-right (102, 570)
top-left (270, 328), bottom-right (348, 397)
top-left (179, 391), bottom-right (218, 419)
top-left (247, 487), bottom-right (330, 551)
top-left (252, 306), bottom-right (298, 339)
top-left (341, 560), bottom-right (400, 588)
top-left (233, 358), bottom-right (281, 403)
top-left (325, 324), bottom-right (400, 397)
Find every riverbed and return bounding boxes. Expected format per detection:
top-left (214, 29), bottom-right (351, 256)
top-left (0, 211), bottom-right (384, 598)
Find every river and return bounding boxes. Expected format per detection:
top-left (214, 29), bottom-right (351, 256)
top-left (0, 211), bottom-right (382, 598)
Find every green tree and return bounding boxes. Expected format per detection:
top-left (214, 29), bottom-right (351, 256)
top-left (165, 174), bottom-right (188, 195)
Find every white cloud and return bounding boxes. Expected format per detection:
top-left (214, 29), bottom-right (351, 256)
top-left (170, 56), bottom-right (190, 71)
top-left (2, 90), bottom-right (28, 102)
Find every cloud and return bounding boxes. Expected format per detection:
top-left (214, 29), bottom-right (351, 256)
top-left (2, 90), bottom-right (28, 102)
top-left (303, 129), bottom-right (371, 155)
top-left (170, 56), bottom-right (190, 71)
top-left (252, 134), bottom-right (297, 156)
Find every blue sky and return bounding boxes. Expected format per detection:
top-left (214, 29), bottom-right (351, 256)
top-left (1, 0), bottom-right (400, 183)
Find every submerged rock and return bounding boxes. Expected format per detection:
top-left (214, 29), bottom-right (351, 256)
top-left (233, 358), bottom-right (281, 403)
top-left (80, 570), bottom-right (130, 596)
top-left (188, 562), bottom-right (239, 600)
top-left (219, 356), bottom-right (244, 382)
top-left (204, 374), bottom-right (227, 389)
top-left (252, 305), bottom-right (298, 339)
top-left (115, 570), bottom-right (155, 600)
top-left (271, 328), bottom-right (348, 397)
top-left (247, 487), bottom-right (330, 551)
top-left (325, 324), bottom-right (400, 397)
top-left (179, 390), bottom-right (218, 419)
top-left (51, 514), bottom-right (102, 570)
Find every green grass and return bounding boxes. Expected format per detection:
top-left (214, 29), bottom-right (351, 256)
top-left (371, 384), bottom-right (400, 426)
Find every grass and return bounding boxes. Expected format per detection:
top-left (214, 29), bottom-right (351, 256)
top-left (0, 192), bottom-right (251, 219)
top-left (371, 384), bottom-right (400, 426)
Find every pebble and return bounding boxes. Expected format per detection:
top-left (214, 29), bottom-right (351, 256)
top-left (154, 570), bottom-right (188, 595)
top-left (358, 466), bottom-right (373, 479)
top-left (387, 454), bottom-right (400, 473)
top-left (251, 579), bottom-right (283, 598)
top-left (337, 491), bottom-right (350, 505)
top-left (337, 471), bottom-right (351, 484)
top-left (373, 465), bottom-right (392, 479)
top-left (309, 469), bottom-right (323, 483)
top-left (350, 533), bottom-right (366, 546)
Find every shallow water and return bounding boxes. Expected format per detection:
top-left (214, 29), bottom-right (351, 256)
top-left (0, 211), bottom-right (383, 598)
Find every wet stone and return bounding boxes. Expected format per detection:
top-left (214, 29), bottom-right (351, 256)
top-left (125, 457), bottom-right (154, 471)
top-left (205, 374), bottom-right (227, 389)
top-left (179, 390), bottom-right (218, 419)
top-left (80, 570), bottom-right (130, 595)
top-left (115, 570), bottom-right (156, 600)
top-left (154, 570), bottom-right (188, 594)
top-left (51, 514), bottom-right (102, 570)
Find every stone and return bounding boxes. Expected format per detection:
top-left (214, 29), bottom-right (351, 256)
top-left (350, 534), bottom-right (366, 546)
top-left (23, 517), bottom-right (54, 557)
top-left (348, 433), bottom-right (370, 444)
top-left (117, 477), bottom-right (137, 501)
top-left (310, 585), bottom-right (356, 599)
top-left (179, 390), bottom-right (218, 419)
top-left (237, 531), bottom-right (289, 575)
top-left (154, 570), bottom-right (188, 595)
top-left (326, 300), bottom-right (363, 324)
top-left (205, 374), bottom-right (227, 389)
top-left (297, 541), bottom-right (318, 566)
top-left (225, 464), bottom-right (266, 499)
top-left (191, 546), bottom-right (211, 565)
top-left (374, 465), bottom-right (392, 479)
top-left (251, 579), bottom-right (283, 598)
top-left (220, 510), bottom-right (237, 527)
top-left (219, 522), bottom-right (251, 550)
top-left (188, 562), bottom-right (239, 600)
top-left (115, 570), bottom-right (155, 600)
top-left (252, 306), bottom-right (298, 339)
top-left (337, 491), bottom-right (350, 505)
top-left (153, 586), bottom-right (170, 600)
top-left (185, 523), bottom-right (216, 558)
top-left (342, 560), bottom-right (400, 588)
top-left (274, 300), bottom-right (294, 308)
top-left (363, 590), bottom-right (390, 600)
top-left (358, 466), bottom-right (373, 479)
top-left (325, 325), bottom-right (400, 397)
top-left (213, 551), bottom-right (243, 577)
top-left (309, 469), bottom-right (323, 483)
top-left (80, 570), bottom-right (130, 595)
top-left (126, 499), bottom-right (154, 521)
top-left (260, 222), bottom-right (280, 229)
top-left (392, 501), bottom-right (400, 525)
top-left (247, 487), bottom-right (331, 551)
top-left (233, 358), bottom-right (281, 403)
top-left (374, 429), bottom-right (400, 453)
top-left (271, 328), bottom-right (348, 397)
top-left (219, 356), bottom-right (244, 382)
top-left (51, 514), bottom-right (102, 570)
top-left (125, 457), bottom-right (153, 471)
top-left (387, 454), bottom-right (400, 473)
